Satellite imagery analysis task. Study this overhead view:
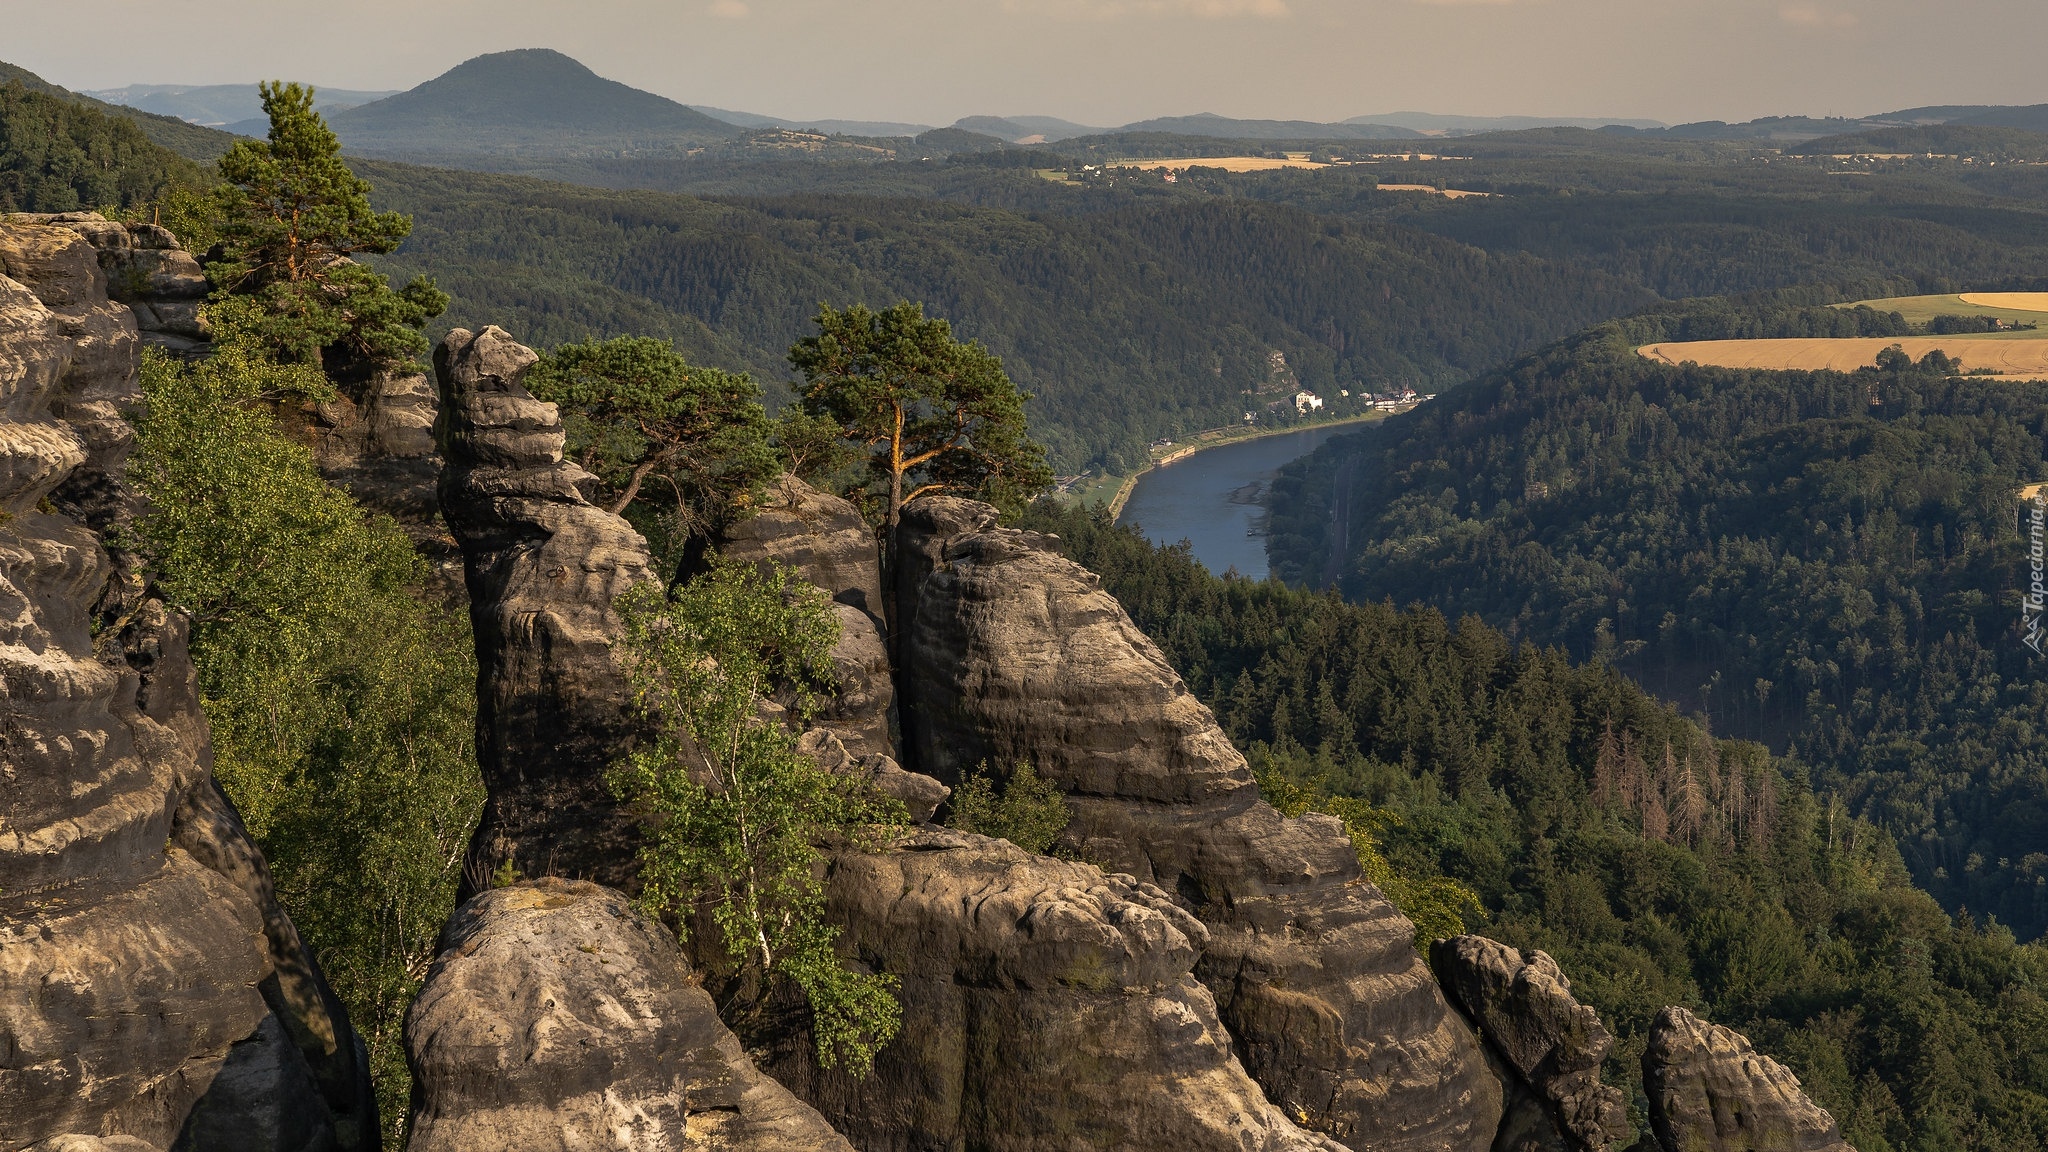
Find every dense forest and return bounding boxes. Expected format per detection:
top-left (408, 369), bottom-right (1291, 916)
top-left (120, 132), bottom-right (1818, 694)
top-left (1267, 308), bottom-right (2048, 943)
top-left (0, 80), bottom-right (205, 211)
top-left (359, 160), bottom-right (1654, 471)
top-left (1025, 500), bottom-right (2048, 1152)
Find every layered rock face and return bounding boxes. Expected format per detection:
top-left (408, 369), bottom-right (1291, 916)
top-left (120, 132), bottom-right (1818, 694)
top-left (721, 476), bottom-right (895, 757)
top-left (1639, 1008), bottom-right (1855, 1152)
top-left (404, 879), bottom-right (853, 1151)
top-left (1, 221), bottom-right (374, 1148)
top-left (7, 212), bottom-right (210, 358)
top-left (311, 366), bottom-right (444, 529)
top-left (894, 497), bottom-right (1503, 1151)
top-left (770, 829), bottom-right (1348, 1152)
top-left (1432, 937), bottom-right (1628, 1152)
top-left (433, 325), bottom-right (657, 898)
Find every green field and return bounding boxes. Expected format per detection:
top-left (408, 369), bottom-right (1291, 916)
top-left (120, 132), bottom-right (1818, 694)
top-left (1844, 292), bottom-right (2048, 333)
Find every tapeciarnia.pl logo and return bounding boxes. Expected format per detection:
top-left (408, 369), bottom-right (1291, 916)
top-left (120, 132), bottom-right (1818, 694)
top-left (2026, 493), bottom-right (2047, 655)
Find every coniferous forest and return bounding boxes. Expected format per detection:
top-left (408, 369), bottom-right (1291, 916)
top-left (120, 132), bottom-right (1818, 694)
top-left (8, 47), bottom-right (2048, 1152)
top-left (1029, 500), bottom-right (2048, 1152)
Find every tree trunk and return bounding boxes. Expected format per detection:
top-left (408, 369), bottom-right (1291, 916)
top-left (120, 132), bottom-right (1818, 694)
top-left (607, 456), bottom-right (663, 516)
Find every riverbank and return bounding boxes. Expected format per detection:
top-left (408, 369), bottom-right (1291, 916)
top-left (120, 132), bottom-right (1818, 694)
top-left (1067, 412), bottom-right (1389, 519)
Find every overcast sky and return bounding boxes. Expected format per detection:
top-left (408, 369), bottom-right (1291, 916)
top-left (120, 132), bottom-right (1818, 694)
top-left (5, 0), bottom-right (2046, 127)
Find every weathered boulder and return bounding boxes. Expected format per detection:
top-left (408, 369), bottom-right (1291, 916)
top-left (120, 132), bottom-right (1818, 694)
top-left (764, 830), bottom-right (1348, 1152)
top-left (722, 475), bottom-right (894, 757)
top-left (895, 496), bottom-right (1504, 1152)
top-left (796, 729), bottom-right (948, 824)
top-left (5, 212), bottom-right (209, 356)
top-left (1432, 937), bottom-right (1628, 1152)
top-left (724, 474), bottom-right (887, 627)
top-left (434, 326), bottom-right (658, 899)
top-left (0, 220), bottom-right (373, 1150)
top-left (1639, 1008), bottom-right (1854, 1152)
top-left (403, 879), bottom-right (852, 1151)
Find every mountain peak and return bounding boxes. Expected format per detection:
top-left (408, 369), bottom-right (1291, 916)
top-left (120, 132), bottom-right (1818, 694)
top-left (327, 48), bottom-right (739, 153)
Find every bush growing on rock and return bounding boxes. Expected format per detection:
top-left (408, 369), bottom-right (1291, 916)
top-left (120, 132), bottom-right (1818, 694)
top-left (944, 760), bottom-right (1071, 854)
top-left (609, 559), bottom-right (907, 1075)
top-left (128, 332), bottom-right (483, 1140)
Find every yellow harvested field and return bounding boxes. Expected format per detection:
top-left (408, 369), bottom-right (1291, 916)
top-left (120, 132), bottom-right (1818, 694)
top-left (1844, 293), bottom-right (2048, 327)
top-left (1960, 293), bottom-right (2048, 313)
top-left (1377, 183), bottom-right (1493, 198)
top-left (1637, 337), bottom-right (2048, 380)
top-left (1109, 156), bottom-right (1327, 172)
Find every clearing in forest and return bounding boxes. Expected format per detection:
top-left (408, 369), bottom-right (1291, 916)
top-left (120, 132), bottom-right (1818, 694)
top-left (1959, 292), bottom-right (2048, 312)
top-left (1109, 156), bottom-right (1328, 172)
top-left (1636, 336), bottom-right (2048, 380)
top-left (1376, 183), bottom-right (1493, 198)
top-left (1842, 292), bottom-right (2048, 328)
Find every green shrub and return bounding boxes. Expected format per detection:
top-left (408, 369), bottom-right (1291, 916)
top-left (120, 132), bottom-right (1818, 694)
top-left (128, 337), bottom-right (482, 1141)
top-left (609, 561), bottom-right (905, 1075)
top-left (944, 761), bottom-right (1071, 855)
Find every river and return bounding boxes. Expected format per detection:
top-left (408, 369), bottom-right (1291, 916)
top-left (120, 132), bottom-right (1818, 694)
top-left (1116, 424), bottom-right (1357, 580)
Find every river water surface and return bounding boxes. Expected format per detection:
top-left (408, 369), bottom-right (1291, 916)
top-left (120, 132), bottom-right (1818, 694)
top-left (1117, 425), bottom-right (1356, 580)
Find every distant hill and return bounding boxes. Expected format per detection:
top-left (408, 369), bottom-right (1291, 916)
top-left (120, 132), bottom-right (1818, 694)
top-left (692, 106), bottom-right (932, 138)
top-left (84, 82), bottom-right (398, 128)
top-left (1114, 113), bottom-right (1421, 141)
top-left (1879, 103), bottom-right (2048, 132)
top-left (1349, 111), bottom-right (1667, 134)
top-left (0, 61), bottom-right (237, 161)
top-left (326, 49), bottom-right (741, 156)
top-left (1790, 123), bottom-right (2048, 161)
top-left (953, 115), bottom-right (1106, 144)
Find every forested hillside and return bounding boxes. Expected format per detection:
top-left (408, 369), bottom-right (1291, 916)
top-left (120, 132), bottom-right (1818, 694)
top-left (1026, 501), bottom-right (2048, 1152)
top-left (1267, 308), bottom-right (2048, 943)
top-left (360, 160), bottom-right (1655, 471)
top-left (0, 60), bottom-right (237, 161)
top-left (0, 80), bottom-right (206, 211)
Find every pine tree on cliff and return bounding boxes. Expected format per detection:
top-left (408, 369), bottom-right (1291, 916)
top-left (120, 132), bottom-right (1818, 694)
top-left (208, 81), bottom-right (446, 369)
top-left (788, 302), bottom-right (1052, 545)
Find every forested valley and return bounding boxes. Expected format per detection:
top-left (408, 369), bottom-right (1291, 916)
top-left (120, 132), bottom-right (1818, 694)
top-left (1028, 500), bottom-right (2048, 1152)
top-left (10, 51), bottom-right (2048, 1151)
top-left (1268, 302), bottom-right (2048, 948)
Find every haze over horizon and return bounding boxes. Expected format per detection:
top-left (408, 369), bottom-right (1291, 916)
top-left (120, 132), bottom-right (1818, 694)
top-left (4, 0), bottom-right (2045, 129)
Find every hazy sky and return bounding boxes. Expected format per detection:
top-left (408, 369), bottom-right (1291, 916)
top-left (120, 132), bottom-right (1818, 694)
top-left (6, 0), bottom-right (2046, 126)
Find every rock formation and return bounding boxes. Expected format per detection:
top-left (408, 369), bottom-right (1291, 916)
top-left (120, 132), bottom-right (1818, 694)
top-left (1431, 936), bottom-right (1629, 1152)
top-left (767, 829), bottom-right (1348, 1152)
top-left (1638, 1008), bottom-right (1855, 1152)
top-left (433, 325), bottom-right (658, 899)
top-left (6, 212), bottom-right (210, 358)
top-left (403, 879), bottom-right (853, 1151)
top-left (894, 497), bottom-right (1504, 1151)
top-left (310, 365), bottom-right (445, 532)
top-left (1, 219), bottom-right (374, 1148)
top-left (721, 475), bottom-right (894, 757)
top-left (796, 729), bottom-right (947, 824)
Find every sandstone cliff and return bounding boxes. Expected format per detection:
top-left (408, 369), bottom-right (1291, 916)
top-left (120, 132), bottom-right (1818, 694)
top-left (1432, 936), bottom-right (1629, 1152)
top-left (1, 219), bottom-right (375, 1148)
top-left (895, 497), bottom-right (1504, 1151)
top-left (404, 879), bottom-right (854, 1152)
top-left (419, 328), bottom-right (1350, 1149)
top-left (1638, 1007), bottom-right (1855, 1152)
top-left (433, 325), bottom-right (658, 899)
